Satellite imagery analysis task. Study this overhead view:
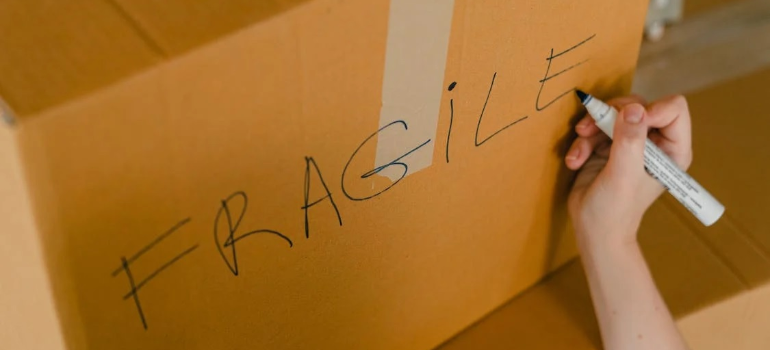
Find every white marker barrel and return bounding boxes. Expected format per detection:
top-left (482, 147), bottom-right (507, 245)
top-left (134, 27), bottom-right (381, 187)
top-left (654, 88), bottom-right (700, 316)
top-left (581, 94), bottom-right (725, 226)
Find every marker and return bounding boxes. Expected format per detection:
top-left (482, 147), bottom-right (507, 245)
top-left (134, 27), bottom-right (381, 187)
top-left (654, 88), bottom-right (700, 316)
top-left (575, 90), bottom-right (725, 226)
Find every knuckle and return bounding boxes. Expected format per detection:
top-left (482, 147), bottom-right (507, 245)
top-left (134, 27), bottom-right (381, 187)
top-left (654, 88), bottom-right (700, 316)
top-left (671, 94), bottom-right (689, 111)
top-left (608, 94), bottom-right (646, 109)
top-left (629, 93), bottom-right (648, 105)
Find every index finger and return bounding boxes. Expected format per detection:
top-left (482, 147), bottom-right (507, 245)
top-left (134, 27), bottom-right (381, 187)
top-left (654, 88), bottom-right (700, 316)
top-left (607, 94), bottom-right (647, 110)
top-left (575, 94), bottom-right (647, 137)
top-left (645, 94), bottom-right (692, 147)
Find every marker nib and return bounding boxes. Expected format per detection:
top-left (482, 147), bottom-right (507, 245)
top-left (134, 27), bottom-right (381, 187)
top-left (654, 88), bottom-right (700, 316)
top-left (575, 89), bottom-right (589, 103)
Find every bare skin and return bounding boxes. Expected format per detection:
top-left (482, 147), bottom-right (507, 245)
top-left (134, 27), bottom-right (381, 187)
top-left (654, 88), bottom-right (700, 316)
top-left (566, 94), bottom-right (693, 350)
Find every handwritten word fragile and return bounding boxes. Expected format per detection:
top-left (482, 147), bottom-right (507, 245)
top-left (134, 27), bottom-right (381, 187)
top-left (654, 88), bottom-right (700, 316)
top-left (111, 34), bottom-right (595, 330)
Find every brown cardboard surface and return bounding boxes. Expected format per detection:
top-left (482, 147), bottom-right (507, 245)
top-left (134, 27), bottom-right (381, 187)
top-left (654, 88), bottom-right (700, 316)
top-left (438, 258), bottom-right (770, 350)
top-left (678, 283), bottom-right (770, 350)
top-left (685, 68), bottom-right (770, 255)
top-left (0, 0), bottom-right (309, 119)
top-left (0, 126), bottom-right (65, 350)
top-left (0, 0), bottom-right (162, 117)
top-left (435, 260), bottom-right (602, 350)
top-left (637, 199), bottom-right (748, 316)
top-left (438, 65), bottom-right (770, 350)
top-left (112, 0), bottom-right (310, 54)
top-left (1, 0), bottom-right (648, 349)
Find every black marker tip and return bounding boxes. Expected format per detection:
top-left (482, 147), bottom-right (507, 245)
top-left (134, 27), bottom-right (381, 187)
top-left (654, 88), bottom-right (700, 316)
top-left (575, 89), bottom-right (589, 103)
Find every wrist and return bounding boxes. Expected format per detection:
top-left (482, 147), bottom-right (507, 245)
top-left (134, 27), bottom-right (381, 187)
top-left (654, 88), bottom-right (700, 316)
top-left (574, 225), bottom-right (640, 254)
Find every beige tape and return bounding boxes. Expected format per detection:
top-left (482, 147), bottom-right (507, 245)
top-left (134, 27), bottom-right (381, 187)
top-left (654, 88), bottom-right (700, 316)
top-left (375, 0), bottom-right (455, 181)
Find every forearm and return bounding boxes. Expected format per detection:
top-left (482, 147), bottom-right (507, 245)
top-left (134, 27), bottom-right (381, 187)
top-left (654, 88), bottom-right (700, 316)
top-left (577, 232), bottom-right (689, 350)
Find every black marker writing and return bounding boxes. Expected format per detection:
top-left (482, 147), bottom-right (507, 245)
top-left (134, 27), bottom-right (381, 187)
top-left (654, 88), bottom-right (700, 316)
top-left (108, 33), bottom-right (601, 331)
top-left (446, 82), bottom-right (457, 163)
top-left (302, 157), bottom-right (342, 239)
top-left (536, 34), bottom-right (595, 111)
top-left (111, 218), bottom-right (199, 330)
top-left (475, 72), bottom-right (528, 146)
top-left (214, 191), bottom-right (293, 276)
top-left (341, 120), bottom-right (431, 201)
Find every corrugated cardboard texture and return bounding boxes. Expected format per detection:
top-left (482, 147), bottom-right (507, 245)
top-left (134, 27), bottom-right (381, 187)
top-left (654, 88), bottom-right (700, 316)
top-left (684, 68), bottom-right (770, 261)
top-left (111, 0), bottom-right (310, 55)
top-left (0, 0), bottom-right (309, 118)
top-left (0, 0), bottom-right (161, 117)
top-left (437, 257), bottom-right (770, 350)
top-left (679, 283), bottom-right (770, 350)
top-left (6, 0), bottom-right (647, 349)
top-left (436, 260), bottom-right (602, 350)
top-left (438, 66), bottom-right (770, 350)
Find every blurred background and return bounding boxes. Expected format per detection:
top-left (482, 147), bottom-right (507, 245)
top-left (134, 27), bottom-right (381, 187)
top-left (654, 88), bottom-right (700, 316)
top-left (634, 0), bottom-right (769, 99)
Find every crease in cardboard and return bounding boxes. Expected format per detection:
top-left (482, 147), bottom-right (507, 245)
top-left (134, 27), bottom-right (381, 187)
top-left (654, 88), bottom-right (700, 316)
top-left (0, 97), bottom-right (16, 126)
top-left (375, 0), bottom-right (456, 181)
top-left (103, 0), bottom-right (169, 57)
top-left (724, 216), bottom-right (770, 263)
top-left (660, 199), bottom-right (751, 288)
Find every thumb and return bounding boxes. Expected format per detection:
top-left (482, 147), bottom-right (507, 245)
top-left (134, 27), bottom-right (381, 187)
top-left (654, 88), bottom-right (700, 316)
top-left (606, 103), bottom-right (648, 178)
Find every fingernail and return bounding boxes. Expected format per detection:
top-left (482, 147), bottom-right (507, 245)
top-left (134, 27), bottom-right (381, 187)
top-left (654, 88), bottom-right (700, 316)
top-left (577, 118), bottom-right (590, 129)
top-left (566, 147), bottom-right (580, 160)
top-left (624, 104), bottom-right (644, 124)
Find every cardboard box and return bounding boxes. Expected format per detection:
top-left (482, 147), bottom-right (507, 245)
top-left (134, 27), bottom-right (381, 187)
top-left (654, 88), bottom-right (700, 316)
top-left (0, 0), bottom-right (647, 349)
top-left (438, 67), bottom-right (770, 350)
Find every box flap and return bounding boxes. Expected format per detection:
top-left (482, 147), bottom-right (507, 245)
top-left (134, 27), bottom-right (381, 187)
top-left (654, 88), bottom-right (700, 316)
top-left (111, 0), bottom-right (310, 55)
top-left (678, 283), bottom-right (770, 350)
top-left (0, 0), bottom-right (310, 120)
top-left (0, 0), bottom-right (162, 118)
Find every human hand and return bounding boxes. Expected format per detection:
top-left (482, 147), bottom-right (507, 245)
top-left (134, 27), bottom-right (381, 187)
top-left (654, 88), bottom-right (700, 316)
top-left (565, 95), bottom-right (693, 244)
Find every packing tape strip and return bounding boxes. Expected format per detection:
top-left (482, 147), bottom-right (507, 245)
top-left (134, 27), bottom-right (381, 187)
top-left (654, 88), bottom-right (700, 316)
top-left (375, 0), bottom-right (455, 181)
